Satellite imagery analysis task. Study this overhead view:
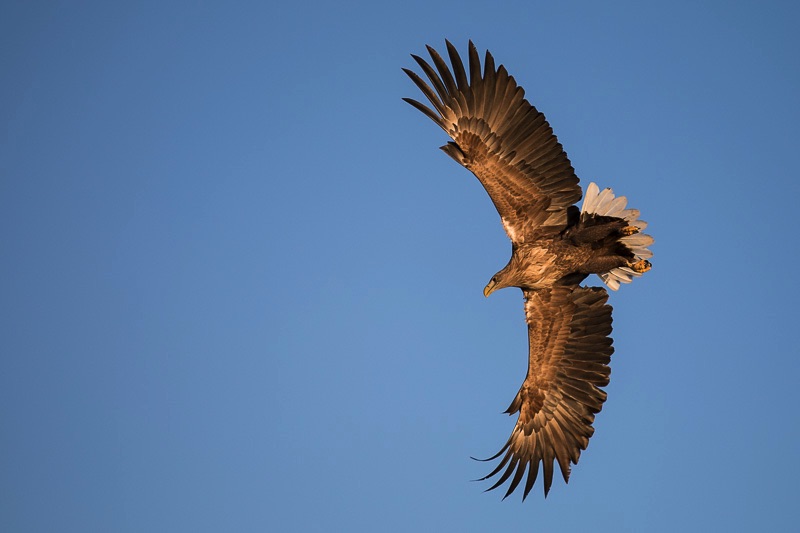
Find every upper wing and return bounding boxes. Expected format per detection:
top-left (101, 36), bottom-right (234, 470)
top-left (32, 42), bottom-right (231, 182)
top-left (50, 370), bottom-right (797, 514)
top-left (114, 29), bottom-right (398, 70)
top-left (403, 41), bottom-right (582, 243)
top-left (477, 286), bottom-right (613, 499)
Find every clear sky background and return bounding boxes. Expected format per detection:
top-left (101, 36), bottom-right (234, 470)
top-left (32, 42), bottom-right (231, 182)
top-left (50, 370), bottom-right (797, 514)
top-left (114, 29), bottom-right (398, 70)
top-left (3, 1), bottom-right (799, 531)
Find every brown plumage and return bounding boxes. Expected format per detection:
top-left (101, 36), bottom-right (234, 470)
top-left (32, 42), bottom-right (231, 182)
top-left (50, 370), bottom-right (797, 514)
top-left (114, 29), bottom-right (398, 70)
top-left (404, 41), bottom-right (653, 500)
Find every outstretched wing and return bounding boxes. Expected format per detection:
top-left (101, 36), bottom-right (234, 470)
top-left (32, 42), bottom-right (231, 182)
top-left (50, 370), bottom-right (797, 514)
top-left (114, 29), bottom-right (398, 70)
top-left (403, 41), bottom-right (582, 243)
top-left (477, 286), bottom-right (613, 499)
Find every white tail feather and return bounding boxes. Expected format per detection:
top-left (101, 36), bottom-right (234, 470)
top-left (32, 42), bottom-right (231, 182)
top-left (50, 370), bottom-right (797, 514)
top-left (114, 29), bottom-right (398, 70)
top-left (581, 182), bottom-right (654, 291)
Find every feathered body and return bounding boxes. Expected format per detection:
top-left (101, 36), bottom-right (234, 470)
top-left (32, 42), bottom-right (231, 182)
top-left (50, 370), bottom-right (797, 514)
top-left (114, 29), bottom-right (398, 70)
top-left (404, 41), bottom-right (653, 500)
top-left (491, 218), bottom-right (637, 291)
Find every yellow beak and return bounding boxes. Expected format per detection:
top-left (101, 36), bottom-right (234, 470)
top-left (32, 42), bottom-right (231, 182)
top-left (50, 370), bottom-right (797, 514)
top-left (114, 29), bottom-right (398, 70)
top-left (483, 279), bottom-right (497, 298)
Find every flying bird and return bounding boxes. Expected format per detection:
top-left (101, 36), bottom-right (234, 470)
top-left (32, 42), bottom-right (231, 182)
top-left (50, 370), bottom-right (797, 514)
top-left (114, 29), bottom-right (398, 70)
top-left (403, 41), bottom-right (653, 500)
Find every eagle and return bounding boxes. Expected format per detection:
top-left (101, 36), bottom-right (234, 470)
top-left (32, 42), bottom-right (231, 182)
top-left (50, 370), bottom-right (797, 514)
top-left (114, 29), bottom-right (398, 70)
top-left (403, 41), bottom-right (653, 500)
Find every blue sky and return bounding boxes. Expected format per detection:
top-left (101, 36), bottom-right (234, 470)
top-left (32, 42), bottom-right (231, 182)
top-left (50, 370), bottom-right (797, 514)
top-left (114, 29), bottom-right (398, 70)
top-left (2, 1), bottom-right (799, 531)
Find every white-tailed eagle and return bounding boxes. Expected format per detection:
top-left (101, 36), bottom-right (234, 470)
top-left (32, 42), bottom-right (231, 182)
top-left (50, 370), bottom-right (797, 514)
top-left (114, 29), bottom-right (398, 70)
top-left (403, 41), bottom-right (653, 500)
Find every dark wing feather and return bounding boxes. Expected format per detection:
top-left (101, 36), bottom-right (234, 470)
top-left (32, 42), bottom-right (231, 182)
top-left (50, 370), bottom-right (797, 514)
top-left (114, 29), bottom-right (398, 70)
top-left (403, 41), bottom-right (582, 243)
top-left (477, 286), bottom-right (613, 499)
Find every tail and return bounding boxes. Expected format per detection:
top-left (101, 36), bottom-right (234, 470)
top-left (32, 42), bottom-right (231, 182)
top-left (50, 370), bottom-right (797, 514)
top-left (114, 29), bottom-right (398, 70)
top-left (581, 182), bottom-right (654, 291)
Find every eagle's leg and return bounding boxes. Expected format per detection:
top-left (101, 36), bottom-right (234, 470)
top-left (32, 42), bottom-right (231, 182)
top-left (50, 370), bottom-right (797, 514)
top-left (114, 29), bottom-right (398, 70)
top-left (581, 254), bottom-right (630, 275)
top-left (567, 220), bottom-right (628, 244)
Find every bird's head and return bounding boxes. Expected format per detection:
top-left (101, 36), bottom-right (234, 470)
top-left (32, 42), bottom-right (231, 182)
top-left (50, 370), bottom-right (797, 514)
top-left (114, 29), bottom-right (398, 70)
top-left (483, 265), bottom-right (515, 297)
top-left (483, 276), bottom-right (500, 297)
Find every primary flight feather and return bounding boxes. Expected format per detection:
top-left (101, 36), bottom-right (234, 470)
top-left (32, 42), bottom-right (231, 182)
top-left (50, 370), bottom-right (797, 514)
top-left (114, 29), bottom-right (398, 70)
top-left (404, 41), bottom-right (653, 500)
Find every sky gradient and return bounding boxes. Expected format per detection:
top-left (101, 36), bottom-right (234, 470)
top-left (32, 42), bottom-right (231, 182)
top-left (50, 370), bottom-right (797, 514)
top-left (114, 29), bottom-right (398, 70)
top-left (3, 1), bottom-right (800, 531)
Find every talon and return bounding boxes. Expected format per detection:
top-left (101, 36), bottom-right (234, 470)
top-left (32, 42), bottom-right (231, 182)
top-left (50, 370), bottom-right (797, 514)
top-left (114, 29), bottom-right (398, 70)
top-left (621, 226), bottom-right (640, 236)
top-left (629, 259), bottom-right (651, 273)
